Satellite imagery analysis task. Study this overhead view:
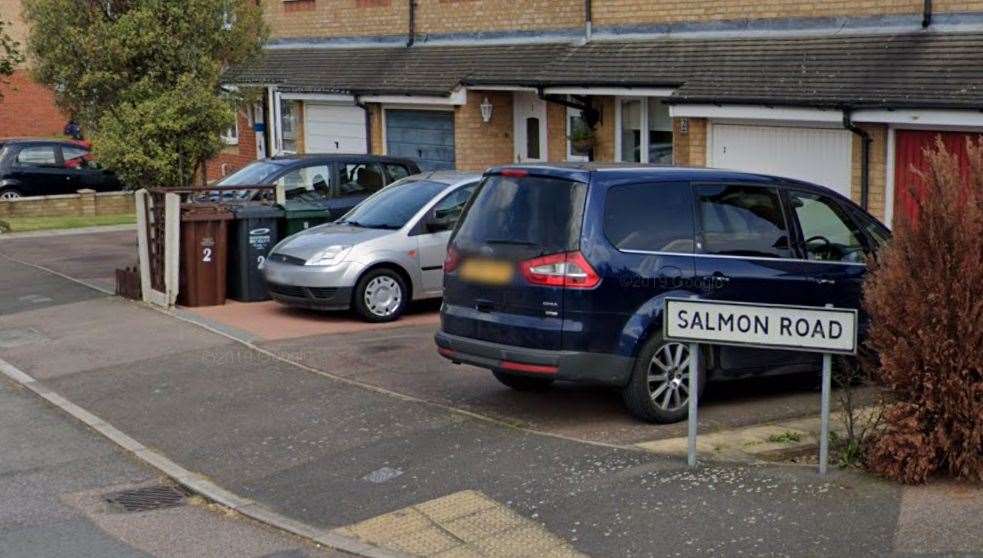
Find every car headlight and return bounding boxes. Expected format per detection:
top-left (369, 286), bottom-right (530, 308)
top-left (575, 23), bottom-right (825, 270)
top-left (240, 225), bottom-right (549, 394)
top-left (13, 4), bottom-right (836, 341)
top-left (305, 245), bottom-right (352, 266)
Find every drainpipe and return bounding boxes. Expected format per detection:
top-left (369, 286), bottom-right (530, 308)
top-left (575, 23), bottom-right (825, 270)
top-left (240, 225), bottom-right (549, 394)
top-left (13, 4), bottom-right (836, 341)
top-left (584, 0), bottom-right (593, 41)
top-left (843, 109), bottom-right (871, 211)
top-left (355, 95), bottom-right (373, 154)
top-left (922, 0), bottom-right (933, 28)
top-left (407, 0), bottom-right (416, 47)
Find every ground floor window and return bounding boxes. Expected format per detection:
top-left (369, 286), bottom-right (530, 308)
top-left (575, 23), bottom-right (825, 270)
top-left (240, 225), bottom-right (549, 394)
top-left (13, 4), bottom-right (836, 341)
top-left (617, 97), bottom-right (673, 164)
top-left (279, 99), bottom-right (298, 154)
top-left (567, 105), bottom-right (590, 162)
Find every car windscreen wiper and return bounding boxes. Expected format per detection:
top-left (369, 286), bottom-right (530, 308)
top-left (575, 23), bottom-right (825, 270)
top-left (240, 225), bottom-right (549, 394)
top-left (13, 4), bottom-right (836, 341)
top-left (485, 238), bottom-right (537, 246)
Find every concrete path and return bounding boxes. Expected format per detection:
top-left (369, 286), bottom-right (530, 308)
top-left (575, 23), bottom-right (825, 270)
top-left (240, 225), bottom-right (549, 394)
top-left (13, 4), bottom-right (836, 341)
top-left (1, 229), bottom-right (979, 557)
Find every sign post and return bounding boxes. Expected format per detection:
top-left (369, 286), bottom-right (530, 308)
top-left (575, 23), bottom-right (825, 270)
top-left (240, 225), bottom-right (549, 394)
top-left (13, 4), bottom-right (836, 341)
top-left (664, 298), bottom-right (857, 475)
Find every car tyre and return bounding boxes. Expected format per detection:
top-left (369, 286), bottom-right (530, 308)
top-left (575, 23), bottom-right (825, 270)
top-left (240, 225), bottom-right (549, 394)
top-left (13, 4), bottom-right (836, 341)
top-left (622, 331), bottom-right (706, 423)
top-left (0, 188), bottom-right (23, 201)
top-left (353, 268), bottom-right (407, 323)
top-left (492, 370), bottom-right (554, 391)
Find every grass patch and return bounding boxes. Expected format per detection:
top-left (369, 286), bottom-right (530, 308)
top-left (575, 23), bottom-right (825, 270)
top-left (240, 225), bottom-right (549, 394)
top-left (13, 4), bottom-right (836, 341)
top-left (0, 213), bottom-right (135, 233)
top-left (767, 431), bottom-right (803, 444)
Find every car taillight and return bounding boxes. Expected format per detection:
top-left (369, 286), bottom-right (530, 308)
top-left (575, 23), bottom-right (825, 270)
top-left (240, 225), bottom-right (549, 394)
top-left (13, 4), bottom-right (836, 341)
top-left (443, 246), bottom-right (462, 273)
top-left (520, 251), bottom-right (600, 289)
top-left (500, 168), bottom-right (529, 178)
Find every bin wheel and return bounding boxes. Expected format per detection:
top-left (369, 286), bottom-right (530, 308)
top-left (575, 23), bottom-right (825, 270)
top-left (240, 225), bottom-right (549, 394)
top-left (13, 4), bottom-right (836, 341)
top-left (354, 268), bottom-right (407, 322)
top-left (492, 370), bottom-right (554, 392)
top-left (622, 331), bottom-right (706, 423)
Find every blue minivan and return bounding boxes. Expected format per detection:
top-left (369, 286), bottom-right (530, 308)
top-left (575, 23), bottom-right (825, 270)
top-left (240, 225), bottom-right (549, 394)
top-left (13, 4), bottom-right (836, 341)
top-left (435, 164), bottom-right (890, 423)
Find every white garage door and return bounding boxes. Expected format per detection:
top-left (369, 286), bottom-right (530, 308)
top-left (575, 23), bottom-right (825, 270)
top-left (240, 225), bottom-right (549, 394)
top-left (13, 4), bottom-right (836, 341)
top-left (304, 103), bottom-right (367, 154)
top-left (710, 124), bottom-right (853, 198)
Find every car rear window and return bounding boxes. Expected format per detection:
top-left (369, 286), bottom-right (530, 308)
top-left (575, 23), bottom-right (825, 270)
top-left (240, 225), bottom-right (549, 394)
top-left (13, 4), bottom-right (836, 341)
top-left (452, 173), bottom-right (587, 256)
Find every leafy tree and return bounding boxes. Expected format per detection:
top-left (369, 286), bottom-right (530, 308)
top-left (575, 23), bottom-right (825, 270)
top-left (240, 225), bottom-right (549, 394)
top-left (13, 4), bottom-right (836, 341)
top-left (0, 19), bottom-right (24, 96)
top-left (22, 0), bottom-right (266, 188)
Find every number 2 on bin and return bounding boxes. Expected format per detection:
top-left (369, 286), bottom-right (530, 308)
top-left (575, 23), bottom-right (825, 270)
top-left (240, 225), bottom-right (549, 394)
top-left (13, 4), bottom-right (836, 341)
top-left (202, 248), bottom-right (213, 263)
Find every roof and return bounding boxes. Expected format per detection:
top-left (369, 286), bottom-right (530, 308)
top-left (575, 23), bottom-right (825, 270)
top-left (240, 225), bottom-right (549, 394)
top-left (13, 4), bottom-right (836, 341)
top-left (226, 31), bottom-right (983, 110)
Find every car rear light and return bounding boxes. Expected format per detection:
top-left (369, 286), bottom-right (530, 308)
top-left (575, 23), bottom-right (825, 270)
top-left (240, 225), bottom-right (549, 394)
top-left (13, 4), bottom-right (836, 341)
top-left (499, 168), bottom-right (529, 178)
top-left (443, 246), bottom-right (462, 273)
top-left (520, 251), bottom-right (600, 289)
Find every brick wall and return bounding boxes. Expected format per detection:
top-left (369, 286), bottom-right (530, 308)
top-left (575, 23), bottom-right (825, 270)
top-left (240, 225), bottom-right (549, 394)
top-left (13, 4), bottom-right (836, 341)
top-left (0, 0), bottom-right (28, 50)
top-left (0, 190), bottom-right (134, 218)
top-left (0, 70), bottom-right (66, 137)
top-left (671, 117), bottom-right (707, 167)
top-left (369, 103), bottom-right (384, 155)
top-left (206, 109), bottom-right (259, 182)
top-left (263, 0), bottom-right (408, 39)
top-left (851, 123), bottom-right (888, 221)
top-left (592, 97), bottom-right (616, 162)
top-left (546, 102), bottom-right (566, 162)
top-left (454, 91), bottom-right (513, 171)
top-left (416, 0), bottom-right (582, 34)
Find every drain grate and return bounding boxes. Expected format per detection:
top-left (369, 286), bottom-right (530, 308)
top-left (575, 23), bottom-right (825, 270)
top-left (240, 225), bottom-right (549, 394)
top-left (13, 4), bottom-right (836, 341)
top-left (104, 484), bottom-right (189, 513)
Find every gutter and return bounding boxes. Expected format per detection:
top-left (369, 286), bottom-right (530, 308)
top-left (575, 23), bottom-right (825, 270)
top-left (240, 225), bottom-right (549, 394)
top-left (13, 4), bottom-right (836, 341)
top-left (843, 109), bottom-right (871, 211)
top-left (354, 95), bottom-right (373, 154)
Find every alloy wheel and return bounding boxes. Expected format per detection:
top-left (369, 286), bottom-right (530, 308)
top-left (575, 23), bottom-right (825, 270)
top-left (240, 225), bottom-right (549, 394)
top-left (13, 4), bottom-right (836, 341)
top-left (0, 190), bottom-right (21, 201)
top-left (647, 342), bottom-right (691, 411)
top-left (363, 276), bottom-right (402, 318)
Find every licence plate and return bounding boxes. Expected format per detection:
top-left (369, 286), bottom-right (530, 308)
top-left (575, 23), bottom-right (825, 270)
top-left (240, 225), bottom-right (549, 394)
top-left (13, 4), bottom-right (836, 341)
top-left (459, 259), bottom-right (514, 285)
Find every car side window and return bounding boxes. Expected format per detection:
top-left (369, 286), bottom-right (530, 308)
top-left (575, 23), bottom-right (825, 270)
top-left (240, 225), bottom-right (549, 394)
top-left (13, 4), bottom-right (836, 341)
top-left (62, 146), bottom-right (95, 170)
top-left (276, 164), bottom-right (332, 200)
top-left (428, 184), bottom-right (478, 233)
top-left (16, 146), bottom-right (58, 167)
top-left (604, 181), bottom-right (695, 253)
top-left (340, 162), bottom-right (386, 195)
top-left (696, 184), bottom-right (791, 258)
top-left (385, 164), bottom-right (411, 182)
top-left (787, 190), bottom-right (866, 263)
top-left (852, 209), bottom-right (891, 252)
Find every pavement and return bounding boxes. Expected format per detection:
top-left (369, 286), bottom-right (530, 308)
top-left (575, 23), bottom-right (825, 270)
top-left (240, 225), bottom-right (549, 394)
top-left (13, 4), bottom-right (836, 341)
top-left (0, 228), bottom-right (980, 557)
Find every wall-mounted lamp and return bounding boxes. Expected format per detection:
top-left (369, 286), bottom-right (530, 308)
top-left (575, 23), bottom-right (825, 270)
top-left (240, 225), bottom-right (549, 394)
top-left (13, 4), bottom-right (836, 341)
top-left (479, 97), bottom-right (494, 123)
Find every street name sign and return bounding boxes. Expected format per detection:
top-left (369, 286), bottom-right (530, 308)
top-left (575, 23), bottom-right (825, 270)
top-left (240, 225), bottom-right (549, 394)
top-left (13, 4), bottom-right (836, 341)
top-left (663, 297), bottom-right (859, 475)
top-left (664, 298), bottom-right (858, 355)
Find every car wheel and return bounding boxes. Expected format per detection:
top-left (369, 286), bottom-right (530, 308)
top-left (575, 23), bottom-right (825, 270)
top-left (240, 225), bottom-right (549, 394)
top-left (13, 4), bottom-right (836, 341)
top-left (0, 188), bottom-right (23, 201)
top-left (622, 331), bottom-right (706, 423)
top-left (492, 370), bottom-right (554, 392)
top-left (353, 268), bottom-right (407, 323)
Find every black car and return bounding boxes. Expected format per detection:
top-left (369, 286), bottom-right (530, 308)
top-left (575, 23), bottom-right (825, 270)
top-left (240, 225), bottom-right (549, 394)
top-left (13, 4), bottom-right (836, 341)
top-left (0, 139), bottom-right (122, 199)
top-left (213, 154), bottom-right (421, 218)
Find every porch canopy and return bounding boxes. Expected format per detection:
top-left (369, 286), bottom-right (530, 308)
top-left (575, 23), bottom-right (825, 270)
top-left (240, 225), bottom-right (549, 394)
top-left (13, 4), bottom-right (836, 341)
top-left (225, 31), bottom-right (983, 110)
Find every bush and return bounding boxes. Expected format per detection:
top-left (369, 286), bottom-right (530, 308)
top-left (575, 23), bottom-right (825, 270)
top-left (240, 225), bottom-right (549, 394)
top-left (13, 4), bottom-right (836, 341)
top-left (863, 137), bottom-right (983, 484)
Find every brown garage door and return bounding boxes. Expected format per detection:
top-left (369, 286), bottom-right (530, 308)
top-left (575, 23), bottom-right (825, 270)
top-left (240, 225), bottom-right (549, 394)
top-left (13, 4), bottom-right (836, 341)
top-left (895, 130), bottom-right (982, 222)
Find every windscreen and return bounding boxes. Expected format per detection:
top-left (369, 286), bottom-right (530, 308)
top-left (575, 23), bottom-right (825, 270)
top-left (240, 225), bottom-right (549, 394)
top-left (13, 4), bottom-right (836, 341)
top-left (452, 174), bottom-right (587, 257)
top-left (338, 179), bottom-right (446, 230)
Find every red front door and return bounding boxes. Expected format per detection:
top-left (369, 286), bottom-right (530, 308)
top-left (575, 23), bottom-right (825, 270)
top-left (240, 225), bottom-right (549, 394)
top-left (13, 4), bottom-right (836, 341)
top-left (894, 130), bottom-right (982, 222)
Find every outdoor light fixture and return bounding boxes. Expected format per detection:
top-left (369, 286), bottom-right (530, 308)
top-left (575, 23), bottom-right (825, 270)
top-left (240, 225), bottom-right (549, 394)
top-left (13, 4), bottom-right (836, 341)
top-left (480, 97), bottom-right (494, 123)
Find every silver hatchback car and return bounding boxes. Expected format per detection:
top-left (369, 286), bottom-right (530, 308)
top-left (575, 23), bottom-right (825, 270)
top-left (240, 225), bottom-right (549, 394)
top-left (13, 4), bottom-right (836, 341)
top-left (262, 171), bottom-right (482, 322)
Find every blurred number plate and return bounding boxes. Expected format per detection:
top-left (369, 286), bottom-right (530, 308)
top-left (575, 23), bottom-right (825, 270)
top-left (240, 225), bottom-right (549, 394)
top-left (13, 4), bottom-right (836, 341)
top-left (460, 259), bottom-right (513, 285)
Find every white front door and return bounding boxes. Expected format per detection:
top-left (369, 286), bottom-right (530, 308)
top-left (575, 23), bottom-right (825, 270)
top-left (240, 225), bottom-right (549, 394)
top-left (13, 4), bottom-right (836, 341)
top-left (710, 123), bottom-right (853, 199)
top-left (304, 103), bottom-right (367, 154)
top-left (513, 92), bottom-right (548, 163)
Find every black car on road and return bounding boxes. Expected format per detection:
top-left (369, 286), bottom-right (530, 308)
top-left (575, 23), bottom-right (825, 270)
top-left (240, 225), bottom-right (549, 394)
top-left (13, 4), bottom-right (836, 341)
top-left (0, 139), bottom-right (122, 199)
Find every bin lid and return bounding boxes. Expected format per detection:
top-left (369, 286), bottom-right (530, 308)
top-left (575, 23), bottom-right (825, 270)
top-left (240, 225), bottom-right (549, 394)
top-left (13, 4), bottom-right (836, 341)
top-left (231, 202), bottom-right (285, 218)
top-left (180, 203), bottom-right (234, 222)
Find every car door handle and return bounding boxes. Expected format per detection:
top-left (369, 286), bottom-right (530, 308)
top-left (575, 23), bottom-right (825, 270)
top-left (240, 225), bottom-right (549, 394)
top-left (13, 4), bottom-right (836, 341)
top-left (711, 272), bottom-right (730, 283)
top-left (813, 278), bottom-right (836, 286)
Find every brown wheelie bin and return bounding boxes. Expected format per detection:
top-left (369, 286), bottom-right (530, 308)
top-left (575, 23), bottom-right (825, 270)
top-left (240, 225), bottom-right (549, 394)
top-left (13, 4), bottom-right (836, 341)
top-left (178, 203), bottom-right (233, 307)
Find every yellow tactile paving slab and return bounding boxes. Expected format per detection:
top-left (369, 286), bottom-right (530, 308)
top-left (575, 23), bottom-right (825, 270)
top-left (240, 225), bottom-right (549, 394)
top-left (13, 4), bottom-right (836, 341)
top-left (331, 490), bottom-right (586, 558)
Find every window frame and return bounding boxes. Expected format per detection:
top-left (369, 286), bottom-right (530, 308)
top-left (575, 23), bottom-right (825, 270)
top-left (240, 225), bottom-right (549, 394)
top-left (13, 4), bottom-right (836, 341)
top-left (221, 113), bottom-right (240, 146)
top-left (566, 102), bottom-right (589, 162)
top-left (614, 96), bottom-right (674, 165)
top-left (693, 182), bottom-right (796, 260)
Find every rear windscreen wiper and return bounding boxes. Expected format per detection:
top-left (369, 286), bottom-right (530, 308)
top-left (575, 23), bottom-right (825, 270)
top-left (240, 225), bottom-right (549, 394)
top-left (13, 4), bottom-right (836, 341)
top-left (485, 239), bottom-right (537, 246)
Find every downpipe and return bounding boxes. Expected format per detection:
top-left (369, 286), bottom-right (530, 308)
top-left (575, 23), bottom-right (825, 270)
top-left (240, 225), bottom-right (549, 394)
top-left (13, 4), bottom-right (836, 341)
top-left (843, 109), bottom-right (871, 211)
top-left (355, 95), bottom-right (373, 154)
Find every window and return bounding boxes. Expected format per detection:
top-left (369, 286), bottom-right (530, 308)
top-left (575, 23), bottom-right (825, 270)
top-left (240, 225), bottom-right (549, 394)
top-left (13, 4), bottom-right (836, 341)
top-left (526, 117), bottom-right (540, 160)
top-left (696, 184), bottom-right (791, 258)
top-left (279, 99), bottom-right (298, 153)
top-left (605, 182), bottom-right (694, 253)
top-left (62, 146), bottom-right (95, 169)
top-left (617, 98), bottom-right (673, 164)
top-left (340, 162), bottom-right (386, 195)
top-left (16, 146), bottom-right (57, 166)
top-left (428, 184), bottom-right (478, 233)
top-left (852, 209), bottom-right (891, 251)
top-left (276, 164), bottom-right (331, 199)
top-left (567, 106), bottom-right (590, 162)
top-left (221, 115), bottom-right (239, 145)
top-left (385, 163), bottom-right (411, 182)
top-left (788, 191), bottom-right (866, 263)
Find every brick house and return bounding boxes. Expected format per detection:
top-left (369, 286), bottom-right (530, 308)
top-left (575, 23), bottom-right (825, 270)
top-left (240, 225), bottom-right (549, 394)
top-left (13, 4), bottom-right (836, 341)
top-left (224, 0), bottom-right (983, 227)
top-left (0, 0), bottom-right (66, 138)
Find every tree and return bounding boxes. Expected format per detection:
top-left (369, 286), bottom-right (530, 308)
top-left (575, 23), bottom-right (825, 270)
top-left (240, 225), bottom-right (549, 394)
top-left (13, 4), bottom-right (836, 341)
top-left (22, 0), bottom-right (266, 188)
top-left (863, 138), bottom-right (983, 484)
top-left (0, 18), bottom-right (24, 96)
